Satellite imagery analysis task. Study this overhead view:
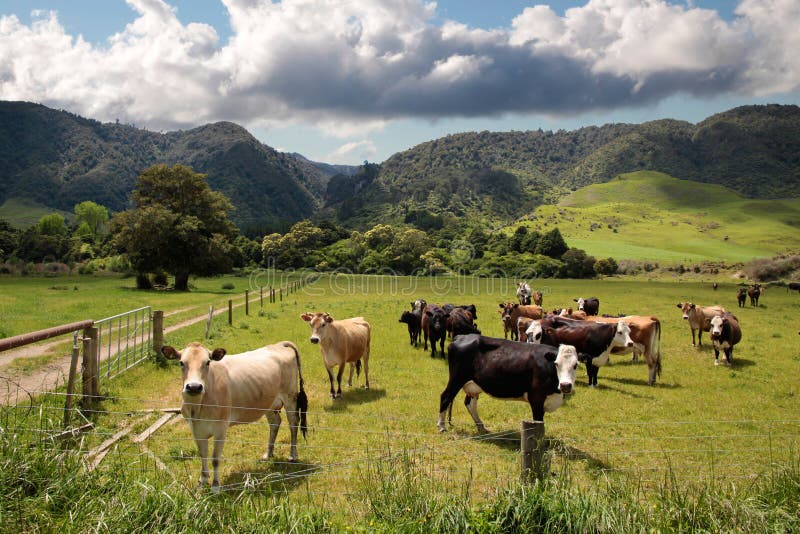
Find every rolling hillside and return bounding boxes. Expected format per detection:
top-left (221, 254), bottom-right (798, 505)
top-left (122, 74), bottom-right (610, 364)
top-left (516, 171), bottom-right (800, 263)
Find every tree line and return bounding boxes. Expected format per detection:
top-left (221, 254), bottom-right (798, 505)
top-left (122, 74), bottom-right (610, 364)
top-left (0, 165), bottom-right (617, 288)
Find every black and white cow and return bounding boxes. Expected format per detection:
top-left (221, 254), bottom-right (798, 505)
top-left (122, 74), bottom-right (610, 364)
top-left (437, 334), bottom-right (585, 433)
top-left (710, 313), bottom-right (742, 366)
top-left (535, 316), bottom-right (633, 387)
top-left (573, 297), bottom-right (600, 316)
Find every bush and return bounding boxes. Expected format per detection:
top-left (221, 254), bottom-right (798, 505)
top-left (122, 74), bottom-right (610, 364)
top-left (594, 257), bottom-right (618, 276)
top-left (745, 254), bottom-right (800, 281)
top-left (152, 272), bottom-right (169, 286)
top-left (221, 282), bottom-right (235, 290)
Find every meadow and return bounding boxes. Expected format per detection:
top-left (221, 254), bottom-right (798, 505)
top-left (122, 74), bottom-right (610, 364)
top-left (520, 171), bottom-right (800, 263)
top-left (2, 272), bottom-right (799, 531)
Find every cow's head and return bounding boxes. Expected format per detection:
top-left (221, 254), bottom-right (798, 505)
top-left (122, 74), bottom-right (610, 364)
top-left (612, 320), bottom-right (635, 349)
top-left (525, 320), bottom-right (543, 343)
top-left (677, 302), bottom-right (695, 319)
top-left (301, 312), bottom-right (334, 344)
top-left (710, 314), bottom-right (726, 340)
top-left (574, 297), bottom-right (585, 311)
top-left (399, 311), bottom-right (415, 324)
top-left (411, 299), bottom-right (426, 313)
top-left (425, 306), bottom-right (448, 332)
top-left (545, 344), bottom-right (580, 394)
top-left (162, 342), bottom-right (226, 397)
top-left (498, 302), bottom-right (515, 320)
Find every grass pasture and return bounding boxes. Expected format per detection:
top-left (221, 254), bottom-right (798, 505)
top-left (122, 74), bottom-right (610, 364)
top-left (2, 273), bottom-right (800, 530)
top-left (523, 171), bottom-right (800, 263)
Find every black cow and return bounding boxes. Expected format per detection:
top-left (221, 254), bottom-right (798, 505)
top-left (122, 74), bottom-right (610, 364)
top-left (736, 288), bottom-right (747, 308)
top-left (437, 335), bottom-right (584, 433)
top-left (536, 316), bottom-right (633, 387)
top-left (747, 284), bottom-right (761, 307)
top-left (422, 305), bottom-right (449, 358)
top-left (443, 303), bottom-right (478, 320)
top-left (710, 313), bottom-right (742, 366)
top-left (788, 282), bottom-right (800, 293)
top-left (446, 308), bottom-right (480, 338)
top-left (573, 297), bottom-right (600, 316)
top-left (399, 311), bottom-right (421, 347)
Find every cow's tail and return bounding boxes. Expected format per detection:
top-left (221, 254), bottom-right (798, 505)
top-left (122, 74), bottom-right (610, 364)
top-left (355, 359), bottom-right (362, 377)
top-left (286, 341), bottom-right (308, 439)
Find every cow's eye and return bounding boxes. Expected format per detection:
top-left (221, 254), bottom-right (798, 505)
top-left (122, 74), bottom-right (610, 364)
top-left (573, 364), bottom-right (578, 370)
top-left (205, 360), bottom-right (211, 367)
top-left (179, 361), bottom-right (184, 367)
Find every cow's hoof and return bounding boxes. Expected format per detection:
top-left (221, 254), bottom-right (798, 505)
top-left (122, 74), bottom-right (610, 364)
top-left (335, 392), bottom-right (342, 399)
top-left (437, 426), bottom-right (446, 433)
top-left (211, 484), bottom-right (221, 494)
top-left (260, 453), bottom-right (273, 461)
top-left (288, 456), bottom-right (297, 463)
top-left (714, 360), bottom-right (719, 366)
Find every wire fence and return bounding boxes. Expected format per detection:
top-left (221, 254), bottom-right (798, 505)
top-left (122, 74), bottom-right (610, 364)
top-left (3, 392), bottom-right (798, 498)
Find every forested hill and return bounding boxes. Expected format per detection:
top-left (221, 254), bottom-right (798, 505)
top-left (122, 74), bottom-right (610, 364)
top-left (326, 104), bottom-right (800, 227)
top-left (2, 100), bottom-right (799, 233)
top-left (0, 101), bottom-right (325, 233)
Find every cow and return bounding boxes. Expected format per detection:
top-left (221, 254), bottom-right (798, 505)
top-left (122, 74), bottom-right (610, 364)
top-left (710, 313), bottom-right (742, 366)
top-left (422, 304), bottom-right (449, 358)
top-left (499, 303), bottom-right (516, 340)
top-left (676, 302), bottom-right (727, 346)
top-left (588, 315), bottom-right (663, 386)
top-left (399, 311), bottom-right (421, 347)
top-left (532, 290), bottom-right (543, 306)
top-left (737, 288), bottom-right (747, 308)
top-left (534, 316), bottom-right (634, 387)
top-left (524, 319), bottom-right (543, 343)
top-left (446, 307), bottom-right (480, 338)
top-left (499, 302), bottom-right (544, 341)
top-left (573, 297), bottom-right (600, 316)
top-left (412, 299), bottom-right (427, 314)
top-left (747, 284), bottom-right (761, 307)
top-left (301, 312), bottom-right (371, 398)
top-left (788, 282), bottom-right (800, 293)
top-left (436, 334), bottom-right (585, 433)
top-left (161, 341), bottom-right (308, 491)
top-left (517, 316), bottom-right (534, 342)
top-left (712, 282), bottom-right (718, 291)
top-left (517, 282), bottom-right (532, 305)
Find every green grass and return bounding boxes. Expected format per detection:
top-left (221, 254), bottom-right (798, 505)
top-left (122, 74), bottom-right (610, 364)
top-left (0, 197), bottom-right (73, 228)
top-left (521, 171), bottom-right (800, 262)
top-left (2, 273), bottom-right (800, 530)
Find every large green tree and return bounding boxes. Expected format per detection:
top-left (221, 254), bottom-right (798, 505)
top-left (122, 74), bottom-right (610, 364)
top-left (111, 164), bottom-right (237, 290)
top-left (74, 201), bottom-right (109, 235)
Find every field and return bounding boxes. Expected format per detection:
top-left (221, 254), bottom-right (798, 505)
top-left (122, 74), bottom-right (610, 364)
top-left (518, 171), bottom-right (800, 263)
top-left (2, 272), bottom-right (799, 530)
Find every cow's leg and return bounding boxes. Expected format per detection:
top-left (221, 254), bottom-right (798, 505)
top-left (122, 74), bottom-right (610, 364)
top-left (210, 432), bottom-right (226, 492)
top-left (437, 382), bottom-right (462, 432)
top-left (424, 329), bottom-right (429, 350)
top-left (586, 362), bottom-right (599, 387)
top-left (283, 398), bottom-right (300, 462)
top-left (347, 362), bottom-right (355, 387)
top-left (430, 336), bottom-right (437, 358)
top-left (464, 396), bottom-right (487, 433)
top-left (195, 436), bottom-right (211, 487)
top-left (691, 328), bottom-right (697, 346)
top-left (726, 347), bottom-right (734, 365)
top-left (713, 347), bottom-right (720, 366)
top-left (362, 356), bottom-right (370, 390)
top-left (439, 336), bottom-right (446, 359)
top-left (336, 365), bottom-right (345, 398)
top-left (264, 409), bottom-right (281, 460)
top-left (529, 400), bottom-right (545, 422)
top-left (326, 366), bottom-right (336, 399)
top-left (697, 329), bottom-right (703, 347)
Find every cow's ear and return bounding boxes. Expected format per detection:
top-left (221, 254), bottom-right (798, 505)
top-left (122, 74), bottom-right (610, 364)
top-left (513, 304), bottom-right (519, 309)
top-left (573, 298), bottom-right (579, 302)
top-left (690, 304), bottom-right (696, 309)
top-left (161, 346), bottom-right (180, 360)
top-left (676, 304), bottom-right (682, 308)
top-left (210, 348), bottom-right (226, 361)
top-left (544, 351), bottom-right (558, 363)
top-left (301, 313), bottom-right (313, 322)
top-left (577, 353), bottom-right (591, 363)
top-left (499, 303), bottom-right (505, 308)
top-left (324, 314), bottom-right (334, 323)
top-left (425, 310), bottom-right (433, 317)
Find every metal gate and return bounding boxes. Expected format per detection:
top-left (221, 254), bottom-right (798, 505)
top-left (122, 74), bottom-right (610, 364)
top-left (95, 306), bottom-right (152, 380)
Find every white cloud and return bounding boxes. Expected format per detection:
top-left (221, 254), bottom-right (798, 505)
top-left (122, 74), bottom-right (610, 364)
top-left (327, 140), bottom-right (377, 164)
top-left (0, 0), bottom-right (797, 132)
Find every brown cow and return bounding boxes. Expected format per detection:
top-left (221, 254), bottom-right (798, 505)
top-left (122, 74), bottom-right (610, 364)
top-left (589, 315), bottom-right (662, 385)
top-left (747, 284), bottom-right (761, 307)
top-left (517, 316), bottom-right (534, 342)
top-left (499, 302), bottom-right (543, 341)
top-left (532, 290), bottom-right (543, 306)
top-left (736, 288), bottom-right (747, 308)
top-left (301, 312), bottom-right (371, 398)
top-left (676, 302), bottom-right (726, 346)
top-left (161, 341), bottom-right (308, 491)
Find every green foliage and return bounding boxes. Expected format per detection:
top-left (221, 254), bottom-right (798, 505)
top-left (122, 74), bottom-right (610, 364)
top-left (593, 257), bottom-right (619, 275)
top-left (35, 213), bottom-right (67, 236)
top-left (111, 164), bottom-right (237, 290)
top-left (535, 228), bottom-right (569, 258)
top-left (74, 200), bottom-right (109, 235)
top-left (560, 248), bottom-right (597, 278)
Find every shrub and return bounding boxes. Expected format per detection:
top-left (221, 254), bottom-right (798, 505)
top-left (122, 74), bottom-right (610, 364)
top-left (745, 254), bottom-right (800, 281)
top-left (221, 282), bottom-right (235, 290)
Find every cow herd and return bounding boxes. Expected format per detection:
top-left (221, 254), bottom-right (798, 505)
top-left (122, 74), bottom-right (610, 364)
top-left (162, 280), bottom-right (763, 490)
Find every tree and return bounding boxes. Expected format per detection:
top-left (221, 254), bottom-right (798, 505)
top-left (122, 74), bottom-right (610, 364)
top-left (560, 248), bottom-right (596, 279)
top-left (111, 164), bottom-right (236, 290)
top-left (594, 257), bottom-right (619, 276)
top-left (74, 201), bottom-right (109, 235)
top-left (535, 227), bottom-right (568, 258)
top-left (36, 214), bottom-right (67, 236)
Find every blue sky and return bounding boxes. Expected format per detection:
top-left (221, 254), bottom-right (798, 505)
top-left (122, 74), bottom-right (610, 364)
top-left (1, 0), bottom-right (797, 164)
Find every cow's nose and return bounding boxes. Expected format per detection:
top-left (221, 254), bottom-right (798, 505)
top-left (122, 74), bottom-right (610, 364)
top-left (560, 383), bottom-right (573, 394)
top-left (184, 382), bottom-right (203, 395)
top-left (309, 337), bottom-right (319, 344)
top-left (627, 341), bottom-right (634, 347)
top-left (682, 316), bottom-right (688, 320)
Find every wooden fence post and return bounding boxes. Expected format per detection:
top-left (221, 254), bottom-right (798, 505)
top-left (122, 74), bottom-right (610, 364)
top-left (228, 299), bottom-right (233, 326)
top-left (63, 331), bottom-right (81, 428)
top-left (205, 305), bottom-right (214, 338)
top-left (521, 420), bottom-right (546, 482)
top-left (279, 288), bottom-right (283, 302)
top-left (152, 310), bottom-right (164, 355)
top-left (260, 287), bottom-right (263, 308)
top-left (82, 326), bottom-right (99, 410)
top-left (245, 289), bottom-right (250, 315)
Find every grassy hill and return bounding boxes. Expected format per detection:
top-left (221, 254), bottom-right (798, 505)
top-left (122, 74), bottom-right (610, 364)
top-left (0, 197), bottom-right (73, 228)
top-left (517, 171), bottom-right (800, 263)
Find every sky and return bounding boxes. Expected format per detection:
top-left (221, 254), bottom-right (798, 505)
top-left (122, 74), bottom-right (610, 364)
top-left (0, 0), bottom-right (798, 164)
